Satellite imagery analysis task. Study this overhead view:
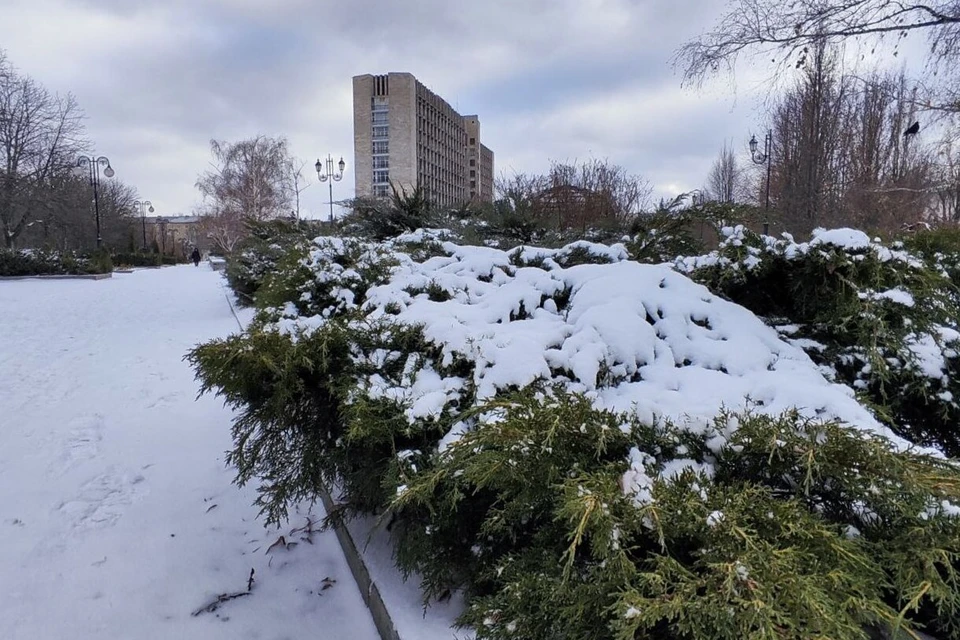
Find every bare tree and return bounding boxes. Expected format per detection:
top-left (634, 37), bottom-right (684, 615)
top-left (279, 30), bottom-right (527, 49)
top-left (288, 158), bottom-right (312, 219)
top-left (768, 45), bottom-right (850, 232)
top-left (15, 174), bottom-right (140, 251)
top-left (676, 0), bottom-right (960, 89)
top-left (95, 179), bottom-right (139, 248)
top-left (195, 135), bottom-right (295, 253)
top-left (495, 171), bottom-right (548, 217)
top-left (840, 71), bottom-right (936, 228)
top-left (706, 141), bottom-right (746, 203)
top-left (761, 47), bottom-right (937, 234)
top-left (929, 137), bottom-right (960, 222)
top-left (540, 159), bottom-right (652, 231)
top-left (194, 197), bottom-right (248, 255)
top-left (196, 136), bottom-right (294, 222)
top-left (0, 52), bottom-right (88, 248)
top-left (494, 160), bottom-right (651, 234)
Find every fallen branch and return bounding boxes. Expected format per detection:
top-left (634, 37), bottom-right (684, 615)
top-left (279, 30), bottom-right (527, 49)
top-left (192, 567), bottom-right (256, 616)
top-left (191, 591), bottom-right (250, 617)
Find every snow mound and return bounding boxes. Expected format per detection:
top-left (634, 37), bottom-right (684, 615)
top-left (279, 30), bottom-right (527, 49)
top-left (260, 238), bottom-right (909, 450)
top-left (809, 227), bottom-right (872, 250)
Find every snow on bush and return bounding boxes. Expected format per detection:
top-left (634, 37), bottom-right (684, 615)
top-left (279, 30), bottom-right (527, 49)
top-left (260, 232), bottom-right (910, 455)
top-left (0, 247), bottom-right (113, 276)
top-left (224, 219), bottom-right (324, 306)
top-left (677, 225), bottom-right (960, 455)
top-left (191, 228), bottom-right (960, 640)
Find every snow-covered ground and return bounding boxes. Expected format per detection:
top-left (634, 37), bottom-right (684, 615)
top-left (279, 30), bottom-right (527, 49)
top-left (0, 266), bottom-right (378, 640)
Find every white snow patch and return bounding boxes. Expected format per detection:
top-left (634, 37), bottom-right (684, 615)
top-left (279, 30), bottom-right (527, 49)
top-left (0, 267), bottom-right (377, 640)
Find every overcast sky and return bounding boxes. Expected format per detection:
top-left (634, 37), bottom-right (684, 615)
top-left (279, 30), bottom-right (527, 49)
top-left (0, 0), bottom-right (820, 218)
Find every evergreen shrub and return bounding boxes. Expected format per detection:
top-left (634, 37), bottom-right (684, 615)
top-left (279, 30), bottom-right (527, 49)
top-left (111, 252), bottom-right (162, 267)
top-left (677, 226), bottom-right (960, 455)
top-left (223, 218), bottom-right (322, 306)
top-left (0, 248), bottom-right (113, 276)
top-left (190, 226), bottom-right (960, 639)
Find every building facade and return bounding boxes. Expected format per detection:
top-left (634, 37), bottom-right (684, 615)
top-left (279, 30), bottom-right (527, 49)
top-left (353, 72), bottom-right (494, 207)
top-left (143, 215), bottom-right (208, 257)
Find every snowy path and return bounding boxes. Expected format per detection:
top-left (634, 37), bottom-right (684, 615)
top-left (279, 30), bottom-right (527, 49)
top-left (0, 266), bottom-right (378, 640)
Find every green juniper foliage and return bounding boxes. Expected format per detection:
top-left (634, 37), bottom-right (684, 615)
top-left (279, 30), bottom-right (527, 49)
top-left (190, 223), bottom-right (960, 640)
top-left (677, 226), bottom-right (960, 456)
top-left (338, 184), bottom-right (437, 241)
top-left (224, 218), bottom-right (322, 306)
top-left (187, 325), bottom-right (353, 523)
top-left (395, 395), bottom-right (960, 640)
top-left (902, 227), bottom-right (960, 307)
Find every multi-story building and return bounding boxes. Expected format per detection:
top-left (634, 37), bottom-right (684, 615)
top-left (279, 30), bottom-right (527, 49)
top-left (352, 72), bottom-right (494, 207)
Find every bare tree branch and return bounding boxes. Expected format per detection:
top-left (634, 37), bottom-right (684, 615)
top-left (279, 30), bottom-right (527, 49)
top-left (0, 50), bottom-right (89, 249)
top-left (676, 0), bottom-right (960, 89)
top-left (195, 135), bottom-right (296, 253)
top-left (706, 141), bottom-right (749, 203)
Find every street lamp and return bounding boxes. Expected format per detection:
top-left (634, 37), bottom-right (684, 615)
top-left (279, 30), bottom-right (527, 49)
top-left (315, 154), bottom-right (346, 224)
top-left (76, 155), bottom-right (115, 249)
top-left (133, 200), bottom-right (154, 250)
top-left (749, 131), bottom-right (772, 235)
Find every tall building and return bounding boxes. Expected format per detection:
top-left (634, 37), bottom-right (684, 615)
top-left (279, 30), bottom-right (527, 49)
top-left (352, 72), bottom-right (494, 207)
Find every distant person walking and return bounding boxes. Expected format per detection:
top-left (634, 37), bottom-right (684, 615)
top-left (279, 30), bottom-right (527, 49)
top-left (191, 248), bottom-right (201, 267)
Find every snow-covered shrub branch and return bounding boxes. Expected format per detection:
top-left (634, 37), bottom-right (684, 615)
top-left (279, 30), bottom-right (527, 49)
top-left (678, 225), bottom-right (960, 455)
top-left (223, 218), bottom-right (324, 306)
top-left (395, 394), bottom-right (960, 640)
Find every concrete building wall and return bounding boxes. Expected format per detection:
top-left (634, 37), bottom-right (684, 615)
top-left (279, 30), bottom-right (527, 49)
top-left (144, 216), bottom-right (208, 257)
top-left (479, 143), bottom-right (495, 203)
top-left (388, 73), bottom-right (418, 195)
top-left (352, 75), bottom-right (375, 199)
top-left (353, 72), bottom-right (494, 207)
top-left (416, 84), bottom-right (468, 207)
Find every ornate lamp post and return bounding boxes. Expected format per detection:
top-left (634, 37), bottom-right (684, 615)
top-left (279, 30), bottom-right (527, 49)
top-left (133, 200), bottom-right (154, 250)
top-left (749, 131), bottom-right (772, 235)
top-left (315, 155), bottom-right (346, 224)
top-left (76, 155), bottom-right (114, 249)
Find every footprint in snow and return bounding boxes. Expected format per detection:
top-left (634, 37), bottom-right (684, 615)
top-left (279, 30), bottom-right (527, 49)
top-left (54, 468), bottom-right (147, 534)
top-left (56, 414), bottom-right (105, 471)
top-left (146, 392), bottom-right (179, 409)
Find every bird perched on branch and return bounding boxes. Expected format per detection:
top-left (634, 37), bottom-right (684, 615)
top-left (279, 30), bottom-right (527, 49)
top-left (904, 121), bottom-right (920, 137)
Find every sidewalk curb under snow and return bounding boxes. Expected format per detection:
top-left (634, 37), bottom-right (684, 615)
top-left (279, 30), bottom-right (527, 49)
top-left (0, 273), bottom-right (112, 281)
top-left (317, 487), bottom-right (402, 640)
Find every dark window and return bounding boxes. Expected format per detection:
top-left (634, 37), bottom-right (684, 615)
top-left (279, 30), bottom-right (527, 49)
top-left (469, 137), bottom-right (475, 145)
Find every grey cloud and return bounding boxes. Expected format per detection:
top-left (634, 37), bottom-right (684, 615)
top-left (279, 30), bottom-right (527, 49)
top-left (0, 0), bottom-right (792, 215)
